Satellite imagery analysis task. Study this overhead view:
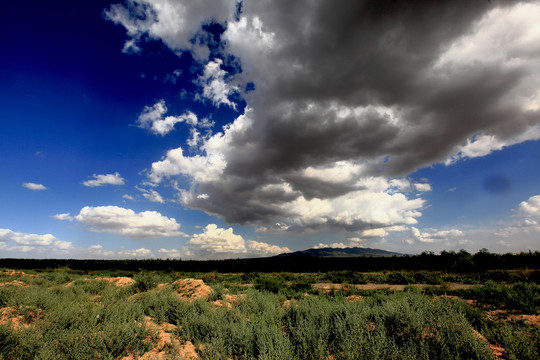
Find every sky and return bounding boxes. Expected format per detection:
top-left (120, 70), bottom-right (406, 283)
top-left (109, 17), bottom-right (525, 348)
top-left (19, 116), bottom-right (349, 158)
top-left (1, 0), bottom-right (539, 260)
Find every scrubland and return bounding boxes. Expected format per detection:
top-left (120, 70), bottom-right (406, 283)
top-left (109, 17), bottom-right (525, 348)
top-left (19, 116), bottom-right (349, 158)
top-left (0, 268), bottom-right (538, 359)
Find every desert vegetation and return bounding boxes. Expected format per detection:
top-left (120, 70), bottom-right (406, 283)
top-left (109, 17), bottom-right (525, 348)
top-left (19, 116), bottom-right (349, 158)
top-left (0, 252), bottom-right (538, 359)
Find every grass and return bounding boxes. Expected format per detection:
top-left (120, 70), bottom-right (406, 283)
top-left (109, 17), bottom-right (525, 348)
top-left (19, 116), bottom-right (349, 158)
top-left (0, 268), bottom-right (538, 359)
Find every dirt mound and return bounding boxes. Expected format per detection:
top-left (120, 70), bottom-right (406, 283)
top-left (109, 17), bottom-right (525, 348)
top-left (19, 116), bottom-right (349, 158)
top-left (121, 316), bottom-right (198, 360)
top-left (94, 277), bottom-right (136, 287)
top-left (0, 306), bottom-right (43, 330)
top-left (212, 294), bottom-right (246, 309)
top-left (0, 280), bottom-right (27, 288)
top-left (0, 270), bottom-right (38, 278)
top-left (171, 279), bottom-right (212, 300)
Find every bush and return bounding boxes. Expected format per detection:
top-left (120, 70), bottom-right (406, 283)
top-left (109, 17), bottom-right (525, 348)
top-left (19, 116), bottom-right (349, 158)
top-left (254, 275), bottom-right (285, 294)
top-left (133, 271), bottom-right (158, 292)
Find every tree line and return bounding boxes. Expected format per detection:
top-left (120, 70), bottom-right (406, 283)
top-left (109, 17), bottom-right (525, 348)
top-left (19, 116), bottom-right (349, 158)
top-left (1, 249), bottom-right (538, 273)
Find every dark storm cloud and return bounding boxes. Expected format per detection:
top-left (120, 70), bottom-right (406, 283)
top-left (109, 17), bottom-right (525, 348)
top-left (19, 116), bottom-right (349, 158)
top-left (111, 0), bottom-right (540, 230)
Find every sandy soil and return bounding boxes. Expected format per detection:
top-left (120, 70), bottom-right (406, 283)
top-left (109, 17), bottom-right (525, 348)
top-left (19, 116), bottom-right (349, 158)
top-left (121, 316), bottom-right (198, 360)
top-left (170, 279), bottom-right (213, 300)
top-left (0, 306), bottom-right (43, 330)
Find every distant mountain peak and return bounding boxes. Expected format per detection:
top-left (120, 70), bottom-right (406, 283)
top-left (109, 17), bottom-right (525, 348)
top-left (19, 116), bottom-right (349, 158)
top-left (276, 247), bottom-right (403, 258)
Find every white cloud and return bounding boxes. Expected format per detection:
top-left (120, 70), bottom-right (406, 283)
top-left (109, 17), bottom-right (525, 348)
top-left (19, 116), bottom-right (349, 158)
top-left (0, 228), bottom-right (72, 253)
top-left (148, 147), bottom-right (226, 184)
top-left (408, 227), bottom-right (464, 244)
top-left (187, 224), bottom-right (246, 256)
top-left (157, 248), bottom-right (183, 258)
top-left (137, 187), bottom-right (165, 203)
top-left (314, 243), bottom-right (348, 249)
top-left (73, 206), bottom-right (182, 239)
top-left (22, 182), bottom-right (46, 191)
top-left (196, 58), bottom-right (238, 109)
top-left (52, 213), bottom-right (73, 221)
top-left (414, 183), bottom-right (432, 192)
top-left (87, 244), bottom-right (116, 258)
top-left (123, 194), bottom-right (134, 201)
top-left (185, 224), bottom-right (290, 259)
top-left (104, 0), bottom-right (237, 60)
top-left (518, 194), bottom-right (540, 216)
top-left (360, 228), bottom-right (388, 238)
top-left (446, 129), bottom-right (540, 165)
top-left (117, 248), bottom-right (155, 258)
top-left (246, 240), bottom-right (290, 257)
top-left (496, 194), bottom-right (540, 237)
top-left (346, 237), bottom-right (368, 247)
top-left (82, 172), bottom-right (125, 187)
top-left (137, 99), bottom-right (198, 136)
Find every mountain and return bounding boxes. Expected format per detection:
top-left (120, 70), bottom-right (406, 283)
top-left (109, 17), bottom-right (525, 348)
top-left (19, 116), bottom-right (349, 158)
top-left (275, 247), bottom-right (404, 258)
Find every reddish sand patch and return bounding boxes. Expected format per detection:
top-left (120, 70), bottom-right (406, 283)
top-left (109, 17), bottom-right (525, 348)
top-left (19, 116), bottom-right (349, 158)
top-left (94, 277), bottom-right (136, 287)
top-left (486, 310), bottom-right (540, 326)
top-left (345, 295), bottom-right (363, 302)
top-left (121, 316), bottom-right (198, 360)
top-left (170, 279), bottom-right (212, 300)
top-left (0, 306), bottom-right (43, 330)
top-left (0, 270), bottom-right (38, 278)
top-left (473, 329), bottom-right (505, 360)
top-left (0, 280), bottom-right (27, 288)
top-left (282, 299), bottom-right (299, 309)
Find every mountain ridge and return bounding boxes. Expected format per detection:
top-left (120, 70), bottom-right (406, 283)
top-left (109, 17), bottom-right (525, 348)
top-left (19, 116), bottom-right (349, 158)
top-left (275, 247), bottom-right (404, 258)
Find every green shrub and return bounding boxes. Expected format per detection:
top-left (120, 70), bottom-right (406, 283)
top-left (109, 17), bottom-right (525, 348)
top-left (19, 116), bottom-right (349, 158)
top-left (506, 282), bottom-right (540, 314)
top-left (133, 271), bottom-right (158, 292)
top-left (255, 275), bottom-right (285, 294)
top-left (484, 320), bottom-right (540, 360)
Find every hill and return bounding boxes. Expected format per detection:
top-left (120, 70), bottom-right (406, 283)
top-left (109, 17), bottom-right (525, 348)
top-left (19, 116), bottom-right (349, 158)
top-left (276, 247), bottom-right (404, 258)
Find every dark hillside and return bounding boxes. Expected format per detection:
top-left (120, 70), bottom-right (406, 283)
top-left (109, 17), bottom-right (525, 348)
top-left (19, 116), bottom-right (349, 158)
top-left (276, 247), bottom-right (404, 258)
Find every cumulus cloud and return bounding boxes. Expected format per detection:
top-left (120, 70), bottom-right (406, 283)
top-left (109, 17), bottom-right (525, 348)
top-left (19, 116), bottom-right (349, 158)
top-left (52, 213), bottom-right (73, 221)
top-left (518, 194), bottom-right (540, 217)
top-left (313, 242), bottom-right (348, 249)
top-left (196, 58), bottom-right (238, 109)
top-left (148, 146), bottom-right (226, 184)
top-left (117, 248), bottom-right (155, 258)
top-left (0, 228), bottom-right (72, 253)
top-left (495, 194), bottom-right (540, 237)
top-left (186, 224), bottom-right (246, 257)
top-left (157, 248), bottom-right (183, 258)
top-left (110, 1), bottom-right (540, 237)
top-left (185, 224), bottom-right (290, 259)
top-left (408, 227), bottom-right (464, 244)
top-left (137, 100), bottom-right (198, 136)
top-left (22, 182), bottom-right (46, 191)
top-left (246, 240), bottom-right (290, 257)
top-left (82, 172), bottom-right (125, 187)
top-left (104, 0), bottom-right (237, 60)
top-left (63, 206), bottom-right (182, 239)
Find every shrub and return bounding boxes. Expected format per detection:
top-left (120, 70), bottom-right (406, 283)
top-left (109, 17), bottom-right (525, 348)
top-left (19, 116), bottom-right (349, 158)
top-left (254, 275), bottom-right (285, 294)
top-left (133, 271), bottom-right (158, 292)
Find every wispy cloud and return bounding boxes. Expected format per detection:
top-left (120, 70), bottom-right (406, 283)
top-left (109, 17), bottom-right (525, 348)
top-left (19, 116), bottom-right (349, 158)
top-left (22, 182), bottom-right (46, 191)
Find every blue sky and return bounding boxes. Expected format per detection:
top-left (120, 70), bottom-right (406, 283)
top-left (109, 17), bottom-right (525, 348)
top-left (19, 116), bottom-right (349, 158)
top-left (1, 0), bottom-right (539, 259)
